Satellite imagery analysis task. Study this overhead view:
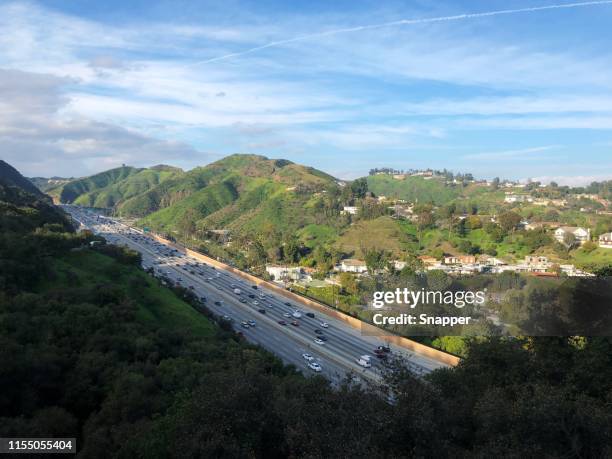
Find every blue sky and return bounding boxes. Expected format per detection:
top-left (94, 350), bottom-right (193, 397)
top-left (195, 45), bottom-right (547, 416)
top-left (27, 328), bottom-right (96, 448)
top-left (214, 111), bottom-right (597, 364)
top-left (1, 0), bottom-right (611, 184)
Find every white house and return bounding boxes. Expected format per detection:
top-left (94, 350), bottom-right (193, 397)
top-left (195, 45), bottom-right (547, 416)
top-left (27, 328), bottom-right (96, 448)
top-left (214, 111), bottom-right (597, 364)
top-left (554, 226), bottom-right (591, 245)
top-left (337, 259), bottom-right (368, 273)
top-left (504, 194), bottom-right (533, 203)
top-left (599, 232), bottom-right (612, 249)
top-left (265, 265), bottom-right (303, 282)
top-left (341, 206), bottom-right (359, 215)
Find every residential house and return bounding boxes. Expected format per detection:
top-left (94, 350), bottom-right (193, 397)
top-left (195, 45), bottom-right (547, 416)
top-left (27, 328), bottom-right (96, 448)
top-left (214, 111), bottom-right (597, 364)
top-left (265, 265), bottom-right (303, 282)
top-left (504, 193), bottom-right (533, 203)
top-left (341, 206), bottom-right (359, 215)
top-left (337, 259), bottom-right (368, 273)
top-left (418, 255), bottom-right (439, 267)
top-left (599, 232), bottom-right (612, 249)
top-left (554, 226), bottom-right (591, 245)
top-left (443, 255), bottom-right (476, 265)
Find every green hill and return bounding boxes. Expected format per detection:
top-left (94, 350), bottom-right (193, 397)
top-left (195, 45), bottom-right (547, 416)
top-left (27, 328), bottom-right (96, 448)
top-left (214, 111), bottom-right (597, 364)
top-left (136, 155), bottom-right (338, 241)
top-left (48, 165), bottom-right (183, 208)
top-left (367, 174), bottom-right (458, 204)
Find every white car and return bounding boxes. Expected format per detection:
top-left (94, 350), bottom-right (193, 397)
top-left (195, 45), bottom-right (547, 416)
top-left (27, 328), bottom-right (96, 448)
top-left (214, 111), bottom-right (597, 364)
top-left (302, 353), bottom-right (314, 361)
top-left (314, 338), bottom-right (325, 345)
top-left (308, 362), bottom-right (322, 372)
top-left (283, 312), bottom-right (291, 318)
top-left (320, 322), bottom-right (329, 328)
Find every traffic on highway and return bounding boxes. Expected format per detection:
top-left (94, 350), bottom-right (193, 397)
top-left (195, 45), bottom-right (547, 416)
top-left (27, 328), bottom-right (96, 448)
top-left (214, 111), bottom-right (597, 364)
top-left (63, 205), bottom-right (449, 386)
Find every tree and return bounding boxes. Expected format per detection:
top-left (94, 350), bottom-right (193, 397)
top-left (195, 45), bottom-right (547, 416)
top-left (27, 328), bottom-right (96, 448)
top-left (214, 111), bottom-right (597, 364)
top-left (498, 211), bottom-right (522, 233)
top-left (338, 272), bottom-right (358, 295)
top-left (350, 178), bottom-right (368, 199)
top-left (563, 232), bottom-right (577, 249)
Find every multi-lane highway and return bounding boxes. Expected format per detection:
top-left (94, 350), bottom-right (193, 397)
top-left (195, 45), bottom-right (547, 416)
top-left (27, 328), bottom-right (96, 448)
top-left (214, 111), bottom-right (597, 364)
top-left (63, 205), bottom-right (449, 386)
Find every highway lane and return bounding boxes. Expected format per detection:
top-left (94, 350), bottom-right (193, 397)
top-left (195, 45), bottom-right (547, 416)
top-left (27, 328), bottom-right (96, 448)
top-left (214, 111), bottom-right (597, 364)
top-left (64, 205), bottom-right (448, 385)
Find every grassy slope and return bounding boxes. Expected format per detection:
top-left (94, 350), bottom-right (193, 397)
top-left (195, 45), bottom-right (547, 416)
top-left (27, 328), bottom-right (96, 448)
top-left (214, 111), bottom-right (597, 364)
top-left (42, 250), bottom-right (214, 336)
top-left (334, 216), bottom-right (408, 257)
top-left (51, 166), bottom-right (142, 204)
top-left (135, 155), bottom-right (337, 239)
top-left (73, 168), bottom-right (181, 208)
top-left (367, 175), bottom-right (458, 204)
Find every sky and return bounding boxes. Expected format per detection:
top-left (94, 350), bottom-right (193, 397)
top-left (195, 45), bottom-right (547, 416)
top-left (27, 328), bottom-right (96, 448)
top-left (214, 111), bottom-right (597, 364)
top-left (1, 0), bottom-right (612, 184)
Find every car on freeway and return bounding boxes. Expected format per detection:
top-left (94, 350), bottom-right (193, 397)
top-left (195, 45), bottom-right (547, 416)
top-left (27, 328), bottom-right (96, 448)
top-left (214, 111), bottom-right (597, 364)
top-left (248, 294), bottom-right (256, 299)
top-left (251, 285), bottom-right (258, 290)
top-left (314, 329), bottom-right (323, 335)
top-left (247, 320), bottom-right (256, 327)
top-left (239, 298), bottom-right (247, 303)
top-left (283, 312), bottom-right (291, 318)
top-left (278, 320), bottom-right (287, 326)
top-left (306, 312), bottom-right (315, 318)
top-left (200, 296), bottom-right (206, 302)
top-left (258, 309), bottom-right (266, 314)
top-left (314, 338), bottom-right (325, 345)
top-left (302, 353), bottom-right (314, 361)
top-left (284, 302), bottom-right (291, 306)
top-left (252, 301), bottom-right (259, 305)
top-left (377, 345), bottom-right (391, 353)
top-left (214, 301), bottom-right (222, 306)
top-left (222, 315), bottom-right (232, 321)
top-left (291, 321), bottom-right (299, 327)
top-left (316, 335), bottom-right (328, 342)
top-left (308, 362), bottom-right (322, 372)
top-left (241, 321), bottom-right (249, 329)
top-left (320, 322), bottom-right (329, 328)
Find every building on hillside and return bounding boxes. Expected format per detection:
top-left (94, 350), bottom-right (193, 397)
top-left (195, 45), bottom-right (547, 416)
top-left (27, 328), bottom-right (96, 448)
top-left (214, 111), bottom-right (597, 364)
top-left (337, 259), bottom-right (368, 273)
top-left (265, 265), bottom-right (303, 282)
top-left (525, 255), bottom-right (549, 265)
top-left (477, 255), bottom-right (506, 266)
top-left (392, 260), bottom-right (407, 270)
top-left (392, 174), bottom-right (407, 180)
top-left (599, 232), bottom-right (612, 249)
top-left (554, 226), bottom-right (591, 245)
top-left (504, 193), bottom-right (533, 203)
top-left (341, 206), bottom-right (359, 215)
top-left (525, 221), bottom-right (561, 231)
top-left (418, 255), bottom-right (438, 267)
top-left (443, 255), bottom-right (476, 265)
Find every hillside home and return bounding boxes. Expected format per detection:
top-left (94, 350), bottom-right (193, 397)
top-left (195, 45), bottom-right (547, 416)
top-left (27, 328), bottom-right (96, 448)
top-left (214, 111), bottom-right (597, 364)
top-left (337, 259), bottom-right (368, 273)
top-left (525, 255), bottom-right (549, 265)
top-left (504, 193), bottom-right (533, 203)
top-left (418, 255), bottom-right (439, 267)
top-left (599, 232), bottom-right (612, 249)
top-left (341, 206), bottom-right (358, 215)
top-left (265, 265), bottom-right (303, 282)
top-left (443, 255), bottom-right (476, 265)
top-left (554, 226), bottom-right (591, 245)
top-left (525, 221), bottom-right (561, 231)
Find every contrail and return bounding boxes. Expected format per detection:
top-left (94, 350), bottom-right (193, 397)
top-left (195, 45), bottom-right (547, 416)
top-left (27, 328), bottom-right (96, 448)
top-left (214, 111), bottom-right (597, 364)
top-left (192, 0), bottom-right (612, 65)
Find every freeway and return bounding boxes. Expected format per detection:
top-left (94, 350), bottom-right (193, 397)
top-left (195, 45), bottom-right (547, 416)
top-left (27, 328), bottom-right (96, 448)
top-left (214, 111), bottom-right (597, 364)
top-left (63, 205), bottom-right (449, 386)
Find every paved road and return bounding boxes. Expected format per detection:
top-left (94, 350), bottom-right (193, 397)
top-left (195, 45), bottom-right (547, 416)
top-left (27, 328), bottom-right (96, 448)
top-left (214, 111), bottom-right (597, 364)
top-left (63, 205), bottom-right (449, 386)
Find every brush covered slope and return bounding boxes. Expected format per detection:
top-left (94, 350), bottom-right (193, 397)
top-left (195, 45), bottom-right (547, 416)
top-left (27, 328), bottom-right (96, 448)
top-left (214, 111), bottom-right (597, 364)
top-left (133, 154), bottom-right (340, 240)
top-left (47, 164), bottom-right (183, 208)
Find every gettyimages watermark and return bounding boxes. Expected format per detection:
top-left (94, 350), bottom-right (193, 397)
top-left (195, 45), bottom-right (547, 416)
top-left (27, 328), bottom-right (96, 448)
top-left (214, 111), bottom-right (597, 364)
top-left (360, 276), bottom-right (612, 337)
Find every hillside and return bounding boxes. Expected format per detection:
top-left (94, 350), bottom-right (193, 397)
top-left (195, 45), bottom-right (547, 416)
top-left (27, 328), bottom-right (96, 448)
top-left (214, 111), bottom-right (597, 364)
top-left (135, 155), bottom-right (339, 242)
top-left (29, 176), bottom-right (73, 192)
top-left (47, 165), bottom-right (183, 208)
top-left (0, 159), bottom-right (48, 198)
top-left (367, 174), bottom-right (459, 205)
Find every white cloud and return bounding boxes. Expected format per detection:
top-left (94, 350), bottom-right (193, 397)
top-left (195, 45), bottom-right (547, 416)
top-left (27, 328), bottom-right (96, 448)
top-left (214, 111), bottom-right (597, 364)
top-left (0, 68), bottom-right (208, 176)
top-left (463, 145), bottom-right (561, 160)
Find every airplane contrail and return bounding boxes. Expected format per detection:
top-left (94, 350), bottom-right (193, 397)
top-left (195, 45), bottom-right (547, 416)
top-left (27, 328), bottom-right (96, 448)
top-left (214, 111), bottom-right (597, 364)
top-left (192, 0), bottom-right (612, 66)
